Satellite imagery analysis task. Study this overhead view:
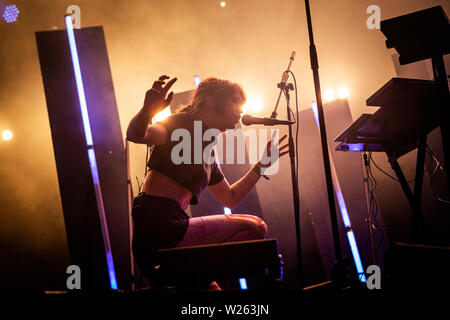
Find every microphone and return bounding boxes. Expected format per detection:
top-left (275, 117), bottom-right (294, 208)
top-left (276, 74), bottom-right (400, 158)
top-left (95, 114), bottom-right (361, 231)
top-left (271, 51), bottom-right (296, 118)
top-left (280, 51), bottom-right (296, 87)
top-left (241, 114), bottom-right (295, 126)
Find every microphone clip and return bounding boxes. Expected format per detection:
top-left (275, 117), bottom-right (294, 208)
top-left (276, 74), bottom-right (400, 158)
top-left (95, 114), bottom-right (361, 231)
top-left (277, 82), bottom-right (294, 91)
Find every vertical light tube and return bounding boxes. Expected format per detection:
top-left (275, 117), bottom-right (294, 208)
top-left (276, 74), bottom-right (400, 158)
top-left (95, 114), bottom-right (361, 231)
top-left (311, 102), bottom-right (366, 282)
top-left (222, 207), bottom-right (247, 288)
top-left (65, 15), bottom-right (118, 289)
top-left (239, 278), bottom-right (248, 290)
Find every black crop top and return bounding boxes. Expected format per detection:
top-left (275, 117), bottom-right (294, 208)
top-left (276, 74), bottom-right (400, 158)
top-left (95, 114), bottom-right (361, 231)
top-left (147, 112), bottom-right (224, 205)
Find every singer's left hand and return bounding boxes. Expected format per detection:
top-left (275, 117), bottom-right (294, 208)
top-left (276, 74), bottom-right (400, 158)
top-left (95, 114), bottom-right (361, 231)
top-left (258, 134), bottom-right (289, 168)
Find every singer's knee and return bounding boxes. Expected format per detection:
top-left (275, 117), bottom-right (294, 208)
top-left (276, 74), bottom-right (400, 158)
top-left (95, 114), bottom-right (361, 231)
top-left (226, 214), bottom-right (268, 239)
top-left (255, 220), bottom-right (268, 239)
top-left (244, 216), bottom-right (268, 239)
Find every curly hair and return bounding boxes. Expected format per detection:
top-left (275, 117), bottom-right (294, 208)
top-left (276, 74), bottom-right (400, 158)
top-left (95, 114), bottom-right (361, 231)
top-left (178, 77), bottom-right (246, 115)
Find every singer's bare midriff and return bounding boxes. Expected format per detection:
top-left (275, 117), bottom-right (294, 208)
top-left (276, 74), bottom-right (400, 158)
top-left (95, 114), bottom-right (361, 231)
top-left (142, 169), bottom-right (193, 211)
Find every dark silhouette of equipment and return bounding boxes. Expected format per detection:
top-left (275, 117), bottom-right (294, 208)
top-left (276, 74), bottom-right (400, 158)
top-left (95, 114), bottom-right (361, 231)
top-left (335, 6), bottom-right (449, 244)
top-left (335, 78), bottom-right (439, 243)
top-left (154, 239), bottom-right (283, 290)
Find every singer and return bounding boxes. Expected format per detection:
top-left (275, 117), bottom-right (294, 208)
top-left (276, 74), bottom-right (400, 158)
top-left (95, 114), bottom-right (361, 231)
top-left (126, 75), bottom-right (289, 291)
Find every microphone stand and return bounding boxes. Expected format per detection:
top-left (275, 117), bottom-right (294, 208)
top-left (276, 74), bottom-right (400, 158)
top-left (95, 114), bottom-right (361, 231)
top-left (279, 81), bottom-right (304, 290)
top-left (269, 51), bottom-right (303, 288)
top-left (304, 0), bottom-right (353, 288)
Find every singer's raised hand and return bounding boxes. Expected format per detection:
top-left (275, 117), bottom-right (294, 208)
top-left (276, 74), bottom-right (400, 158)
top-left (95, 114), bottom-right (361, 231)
top-left (143, 75), bottom-right (177, 117)
top-left (258, 134), bottom-right (289, 168)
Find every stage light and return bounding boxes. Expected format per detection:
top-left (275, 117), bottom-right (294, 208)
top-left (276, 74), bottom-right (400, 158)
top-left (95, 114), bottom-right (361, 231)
top-left (222, 206), bottom-right (248, 289)
top-left (152, 106), bottom-right (172, 123)
top-left (194, 75), bottom-right (201, 89)
top-left (242, 98), bottom-right (263, 114)
top-left (2, 4), bottom-right (20, 23)
top-left (346, 230), bottom-right (366, 282)
top-left (323, 89), bottom-right (335, 102)
top-left (239, 278), bottom-right (248, 290)
top-left (311, 102), bottom-right (367, 282)
top-left (220, 2), bottom-right (226, 8)
top-left (65, 15), bottom-right (118, 290)
top-left (250, 99), bottom-right (263, 112)
top-left (338, 87), bottom-right (349, 99)
top-left (2, 130), bottom-right (13, 141)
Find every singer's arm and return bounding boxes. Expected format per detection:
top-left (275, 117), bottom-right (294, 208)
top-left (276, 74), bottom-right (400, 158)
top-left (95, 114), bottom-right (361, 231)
top-left (208, 163), bottom-right (264, 209)
top-left (208, 134), bottom-right (289, 208)
top-left (126, 109), bottom-right (168, 145)
top-left (126, 75), bottom-right (176, 145)
top-left (127, 75), bottom-right (177, 145)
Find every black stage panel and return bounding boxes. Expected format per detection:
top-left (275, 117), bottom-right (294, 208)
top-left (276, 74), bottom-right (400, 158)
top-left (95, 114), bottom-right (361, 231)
top-left (36, 26), bottom-right (130, 290)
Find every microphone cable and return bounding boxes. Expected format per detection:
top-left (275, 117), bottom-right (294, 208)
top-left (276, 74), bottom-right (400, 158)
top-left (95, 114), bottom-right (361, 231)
top-left (280, 70), bottom-right (300, 181)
